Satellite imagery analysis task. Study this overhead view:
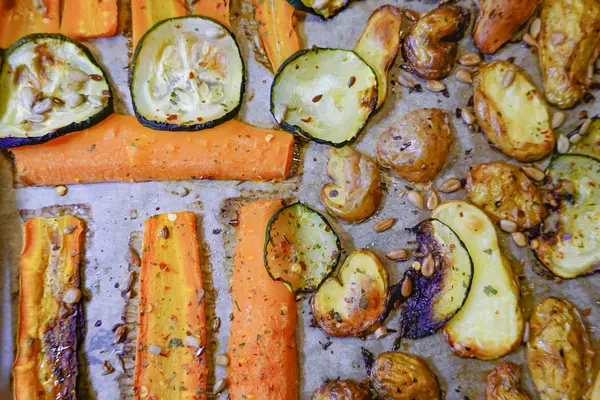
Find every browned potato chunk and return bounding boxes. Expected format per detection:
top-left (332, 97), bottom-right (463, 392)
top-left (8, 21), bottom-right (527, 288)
top-left (376, 108), bottom-right (453, 183)
top-left (466, 162), bottom-right (546, 230)
top-left (473, 0), bottom-right (538, 54)
top-left (321, 147), bottom-right (382, 223)
top-left (403, 5), bottom-right (471, 79)
top-left (474, 61), bottom-right (555, 162)
top-left (370, 352), bottom-right (441, 400)
top-left (526, 297), bottom-right (595, 400)
top-left (311, 379), bottom-right (370, 400)
top-left (539, 0), bottom-right (600, 108)
top-left (486, 362), bottom-right (533, 400)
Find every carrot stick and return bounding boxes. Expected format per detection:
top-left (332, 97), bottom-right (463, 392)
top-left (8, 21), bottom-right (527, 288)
top-left (228, 199), bottom-right (299, 399)
top-left (60, 0), bottom-right (118, 39)
top-left (192, 0), bottom-right (230, 28)
top-left (131, 0), bottom-right (187, 47)
top-left (11, 114), bottom-right (295, 186)
top-left (13, 216), bottom-right (85, 400)
top-left (253, 0), bottom-right (300, 72)
top-left (134, 212), bottom-right (207, 400)
top-left (0, 0), bottom-right (60, 49)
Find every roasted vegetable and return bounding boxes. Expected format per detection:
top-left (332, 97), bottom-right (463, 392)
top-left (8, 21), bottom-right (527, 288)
top-left (403, 5), bottom-right (471, 80)
top-left (271, 47), bottom-right (378, 147)
top-left (433, 201), bottom-right (524, 360)
top-left (134, 212), bottom-right (207, 399)
top-left (376, 108), bottom-right (453, 183)
top-left (254, 0), bottom-right (300, 72)
top-left (312, 249), bottom-right (388, 337)
top-left (370, 352), bottom-right (441, 400)
top-left (538, 0), bottom-right (600, 108)
top-left (474, 61), bottom-right (555, 162)
top-left (486, 362), bottom-right (533, 400)
top-left (0, 0), bottom-right (60, 49)
top-left (131, 0), bottom-right (187, 46)
top-left (533, 154), bottom-right (600, 278)
top-left (473, 0), bottom-right (538, 54)
top-left (354, 6), bottom-right (403, 109)
top-left (312, 379), bottom-right (370, 399)
top-left (526, 297), bottom-right (594, 400)
top-left (192, 0), bottom-right (230, 28)
top-left (286, 0), bottom-right (349, 19)
top-left (568, 116), bottom-right (600, 160)
top-left (13, 216), bottom-right (84, 399)
top-left (466, 162), bottom-right (546, 230)
top-left (60, 0), bottom-right (118, 39)
top-left (321, 147), bottom-right (382, 223)
top-left (588, 371), bottom-right (600, 400)
top-left (0, 34), bottom-right (112, 148)
top-left (400, 219), bottom-right (473, 339)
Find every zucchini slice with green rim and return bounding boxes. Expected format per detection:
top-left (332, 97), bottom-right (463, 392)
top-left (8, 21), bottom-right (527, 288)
top-left (270, 47), bottom-right (378, 147)
top-left (0, 34), bottom-right (112, 148)
top-left (130, 16), bottom-right (244, 131)
top-left (286, 0), bottom-right (350, 19)
top-left (533, 154), bottom-right (600, 278)
top-left (264, 202), bottom-right (341, 293)
top-left (400, 219), bottom-right (473, 339)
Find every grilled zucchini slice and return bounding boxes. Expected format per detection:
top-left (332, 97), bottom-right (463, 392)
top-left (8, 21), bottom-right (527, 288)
top-left (130, 16), bottom-right (244, 131)
top-left (270, 48), bottom-right (378, 147)
top-left (0, 34), bottom-right (112, 148)
top-left (533, 154), bottom-right (600, 278)
top-left (286, 0), bottom-right (349, 19)
top-left (265, 203), bottom-right (341, 292)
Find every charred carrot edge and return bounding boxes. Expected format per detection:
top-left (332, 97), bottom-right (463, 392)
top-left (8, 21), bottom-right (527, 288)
top-left (11, 114), bottom-right (295, 186)
top-left (13, 216), bottom-right (85, 400)
top-left (60, 0), bottom-right (118, 39)
top-left (253, 0), bottom-right (301, 72)
top-left (134, 212), bottom-right (207, 400)
top-left (131, 0), bottom-right (187, 47)
top-left (192, 0), bottom-right (230, 28)
top-left (0, 0), bottom-right (60, 49)
top-left (228, 199), bottom-right (299, 399)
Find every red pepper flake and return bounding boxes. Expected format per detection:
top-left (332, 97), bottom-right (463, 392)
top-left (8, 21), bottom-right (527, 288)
top-left (171, 315), bottom-right (179, 323)
top-left (582, 307), bottom-right (591, 316)
top-left (300, 116), bottom-right (312, 123)
top-left (197, 117), bottom-right (203, 122)
top-left (167, 115), bottom-right (178, 121)
top-left (312, 94), bottom-right (322, 103)
top-left (90, 74), bottom-right (103, 81)
top-left (189, 72), bottom-right (195, 79)
top-left (159, 262), bottom-right (169, 272)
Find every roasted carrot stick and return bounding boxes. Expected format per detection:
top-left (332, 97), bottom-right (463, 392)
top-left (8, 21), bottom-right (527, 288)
top-left (192, 0), bottom-right (230, 28)
top-left (134, 212), bottom-right (207, 400)
top-left (228, 199), bottom-right (299, 399)
top-left (131, 0), bottom-right (187, 47)
top-left (11, 114), bottom-right (295, 186)
top-left (253, 0), bottom-right (300, 72)
top-left (13, 216), bottom-right (85, 400)
top-left (60, 0), bottom-right (118, 39)
top-left (0, 0), bottom-right (60, 49)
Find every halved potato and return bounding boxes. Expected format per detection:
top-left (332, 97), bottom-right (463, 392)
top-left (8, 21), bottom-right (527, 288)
top-left (486, 362), bottom-right (533, 400)
top-left (526, 297), bottom-right (594, 400)
top-left (568, 116), bottom-right (600, 161)
top-left (321, 147), bottom-right (382, 223)
top-left (587, 371), bottom-right (600, 399)
top-left (466, 162), bottom-right (546, 230)
top-left (432, 201), bottom-right (524, 360)
top-left (311, 379), bottom-right (370, 400)
top-left (474, 61), bottom-right (555, 162)
top-left (312, 249), bottom-right (388, 337)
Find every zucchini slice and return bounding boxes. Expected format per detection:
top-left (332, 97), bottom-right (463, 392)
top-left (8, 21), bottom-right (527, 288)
top-left (264, 202), bottom-right (341, 292)
top-left (400, 219), bottom-right (473, 339)
top-left (533, 154), bottom-right (600, 278)
top-left (0, 34), bottom-right (112, 148)
top-left (286, 0), bottom-right (350, 19)
top-left (568, 116), bottom-right (600, 161)
top-left (130, 16), bottom-right (244, 131)
top-left (270, 47), bottom-right (378, 147)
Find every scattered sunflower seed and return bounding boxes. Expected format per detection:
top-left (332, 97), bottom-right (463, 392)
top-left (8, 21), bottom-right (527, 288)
top-left (511, 232), bottom-right (527, 247)
top-left (460, 107), bottom-right (476, 125)
top-left (551, 111), bottom-right (566, 129)
top-left (401, 278), bottom-right (412, 297)
top-left (374, 326), bottom-right (389, 339)
top-left (458, 52), bottom-right (482, 66)
top-left (579, 118), bottom-right (592, 136)
top-left (522, 33), bottom-right (538, 47)
top-left (439, 178), bottom-right (462, 193)
top-left (557, 134), bottom-right (570, 153)
top-left (407, 190), bottom-right (424, 209)
top-left (213, 379), bottom-right (227, 394)
top-left (569, 134), bottom-right (581, 143)
top-left (500, 219), bottom-right (518, 233)
top-left (426, 190), bottom-right (439, 210)
top-left (421, 254), bottom-right (435, 276)
top-left (374, 218), bottom-right (396, 233)
top-left (455, 68), bottom-right (473, 84)
top-left (426, 79), bottom-right (446, 92)
top-left (521, 166), bottom-right (545, 181)
top-left (396, 73), bottom-right (415, 88)
top-left (55, 185), bottom-right (68, 196)
top-left (529, 18), bottom-right (541, 38)
top-left (386, 248), bottom-right (409, 261)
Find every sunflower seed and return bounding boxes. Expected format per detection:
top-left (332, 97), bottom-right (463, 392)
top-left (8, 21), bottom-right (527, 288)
top-left (511, 232), bottom-right (527, 247)
top-left (455, 68), bottom-right (473, 84)
top-left (426, 79), bottom-right (446, 92)
top-left (426, 190), bottom-right (439, 210)
top-left (216, 354), bottom-right (230, 366)
top-left (458, 52), bottom-right (482, 67)
top-left (439, 178), bottom-right (462, 193)
top-left (407, 190), bottom-right (424, 209)
top-left (521, 166), bottom-right (545, 181)
top-left (386, 249), bottom-right (409, 261)
top-left (523, 33), bottom-right (538, 47)
top-left (570, 134), bottom-right (581, 143)
top-left (551, 111), bottom-right (565, 129)
top-left (529, 18), bottom-right (541, 38)
top-left (374, 218), bottom-right (396, 232)
top-left (55, 185), bottom-right (68, 196)
top-left (401, 278), bottom-right (412, 297)
top-left (557, 134), bottom-right (570, 153)
top-left (501, 69), bottom-right (516, 88)
top-left (69, 68), bottom-right (89, 82)
top-left (461, 107), bottom-right (476, 125)
top-left (32, 97), bottom-right (52, 114)
top-left (396, 73), bottom-right (415, 88)
top-left (20, 87), bottom-right (35, 110)
top-left (62, 288), bottom-right (81, 304)
top-left (213, 379), bottom-right (227, 394)
top-left (579, 118), bottom-right (592, 136)
top-left (422, 254), bottom-right (435, 276)
top-left (500, 219), bottom-right (518, 233)
top-left (24, 113), bottom-right (47, 123)
top-left (374, 326), bottom-right (389, 339)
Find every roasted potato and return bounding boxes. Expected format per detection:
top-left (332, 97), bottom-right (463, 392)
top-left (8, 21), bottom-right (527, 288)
top-left (466, 162), bottom-right (546, 230)
top-left (321, 147), bottom-right (382, 223)
top-left (312, 249), bottom-right (388, 337)
top-left (311, 379), bottom-right (371, 400)
top-left (376, 108), bottom-right (453, 183)
top-left (587, 371), bottom-right (600, 399)
top-left (403, 5), bottom-right (471, 79)
top-left (474, 61), bottom-right (555, 162)
top-left (473, 0), bottom-right (538, 54)
top-left (526, 297), bottom-right (594, 400)
top-left (486, 362), bottom-right (533, 400)
top-left (370, 352), bottom-right (441, 400)
top-left (539, 0), bottom-right (600, 108)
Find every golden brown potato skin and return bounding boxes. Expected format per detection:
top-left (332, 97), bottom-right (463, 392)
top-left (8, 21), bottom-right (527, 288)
top-left (526, 297), bottom-right (595, 400)
top-left (376, 108), bottom-right (453, 183)
top-left (321, 147), bottom-right (382, 223)
top-left (539, 0), bottom-right (600, 108)
top-left (466, 162), bottom-right (546, 230)
top-left (486, 362), bottom-right (533, 400)
top-left (370, 352), bottom-right (441, 400)
top-left (311, 379), bottom-right (370, 400)
top-left (403, 5), bottom-right (471, 79)
top-left (473, 0), bottom-right (538, 54)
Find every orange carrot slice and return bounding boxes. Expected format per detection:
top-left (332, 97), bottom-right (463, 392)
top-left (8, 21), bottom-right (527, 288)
top-left (134, 212), bottom-right (207, 400)
top-left (192, 0), bottom-right (230, 28)
top-left (228, 199), bottom-right (299, 399)
top-left (11, 114), bottom-right (295, 186)
top-left (13, 216), bottom-right (85, 400)
top-left (131, 0), bottom-right (187, 47)
top-left (0, 0), bottom-right (60, 49)
top-left (60, 0), bottom-right (118, 39)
